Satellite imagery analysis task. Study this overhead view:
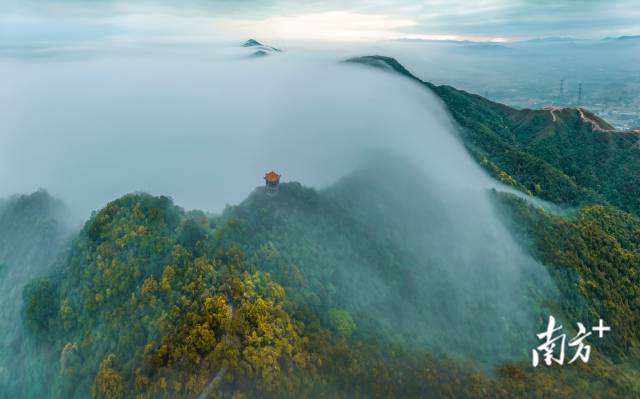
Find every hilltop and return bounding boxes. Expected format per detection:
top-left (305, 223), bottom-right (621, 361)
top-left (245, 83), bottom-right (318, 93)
top-left (242, 38), bottom-right (281, 57)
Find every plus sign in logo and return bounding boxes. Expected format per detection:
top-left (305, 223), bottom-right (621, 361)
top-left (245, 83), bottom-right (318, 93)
top-left (592, 319), bottom-right (610, 338)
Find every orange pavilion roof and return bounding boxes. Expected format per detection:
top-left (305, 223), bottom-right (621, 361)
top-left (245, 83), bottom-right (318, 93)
top-left (264, 171), bottom-right (281, 183)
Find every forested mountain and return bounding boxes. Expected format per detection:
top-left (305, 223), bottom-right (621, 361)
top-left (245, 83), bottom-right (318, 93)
top-left (0, 191), bottom-right (71, 397)
top-left (5, 57), bottom-right (640, 398)
top-left (347, 55), bottom-right (640, 214)
top-left (14, 170), bottom-right (640, 398)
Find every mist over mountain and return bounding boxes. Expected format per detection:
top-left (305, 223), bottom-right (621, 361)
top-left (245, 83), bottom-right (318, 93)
top-left (1, 40), bottom-right (640, 398)
top-left (222, 157), bottom-right (558, 360)
top-left (345, 55), bottom-right (640, 214)
top-left (0, 191), bottom-right (71, 396)
top-left (6, 155), bottom-right (561, 398)
top-left (0, 42), bottom-right (506, 218)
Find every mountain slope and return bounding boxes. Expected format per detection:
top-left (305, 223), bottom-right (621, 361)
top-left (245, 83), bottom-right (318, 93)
top-left (215, 163), bottom-right (559, 363)
top-left (496, 193), bottom-right (640, 359)
top-left (21, 193), bottom-right (309, 399)
top-left (0, 191), bottom-right (71, 398)
top-left (345, 55), bottom-right (640, 214)
top-left (18, 171), bottom-right (640, 398)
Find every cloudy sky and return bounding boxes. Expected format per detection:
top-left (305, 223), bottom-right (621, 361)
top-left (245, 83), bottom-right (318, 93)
top-left (1, 0), bottom-right (639, 44)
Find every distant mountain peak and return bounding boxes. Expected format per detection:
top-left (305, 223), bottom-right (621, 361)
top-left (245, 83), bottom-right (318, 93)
top-left (242, 38), bottom-right (281, 53)
top-left (242, 39), bottom-right (263, 47)
top-left (603, 35), bottom-right (640, 41)
top-left (519, 36), bottom-right (581, 43)
top-left (249, 50), bottom-right (270, 58)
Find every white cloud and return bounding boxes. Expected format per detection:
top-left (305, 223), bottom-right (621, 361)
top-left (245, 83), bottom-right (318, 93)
top-left (2, 0), bottom-right (639, 45)
top-left (103, 9), bottom-right (508, 43)
top-left (209, 11), bottom-right (418, 42)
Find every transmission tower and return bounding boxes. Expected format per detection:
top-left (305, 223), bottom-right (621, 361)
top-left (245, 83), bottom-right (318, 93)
top-left (578, 82), bottom-right (583, 104)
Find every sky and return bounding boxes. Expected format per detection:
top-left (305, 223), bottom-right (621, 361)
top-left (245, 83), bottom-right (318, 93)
top-left (1, 0), bottom-right (639, 45)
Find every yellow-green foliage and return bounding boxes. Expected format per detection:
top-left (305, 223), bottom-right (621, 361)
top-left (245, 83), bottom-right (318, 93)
top-left (499, 195), bottom-right (640, 359)
top-left (92, 354), bottom-right (125, 399)
top-left (23, 194), bottom-right (311, 399)
top-left (479, 157), bottom-right (532, 195)
top-left (328, 308), bottom-right (356, 338)
top-left (139, 247), bottom-right (309, 398)
top-left (21, 192), bottom-right (640, 398)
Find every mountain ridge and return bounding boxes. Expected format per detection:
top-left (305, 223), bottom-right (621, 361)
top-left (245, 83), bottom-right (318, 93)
top-left (345, 55), bottom-right (640, 214)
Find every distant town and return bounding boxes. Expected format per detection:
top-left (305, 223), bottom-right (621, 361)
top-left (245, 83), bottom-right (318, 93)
top-left (484, 79), bottom-right (640, 130)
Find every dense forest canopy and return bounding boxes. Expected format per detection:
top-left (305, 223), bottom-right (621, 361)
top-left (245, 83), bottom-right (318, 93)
top-left (8, 170), bottom-right (640, 397)
top-left (2, 56), bottom-right (640, 398)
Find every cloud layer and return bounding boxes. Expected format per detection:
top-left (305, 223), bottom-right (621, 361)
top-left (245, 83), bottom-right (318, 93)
top-left (1, 0), bottom-right (639, 45)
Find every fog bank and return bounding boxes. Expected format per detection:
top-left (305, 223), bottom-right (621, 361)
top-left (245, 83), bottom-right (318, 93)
top-left (0, 42), bottom-right (566, 388)
top-left (1, 43), bottom-right (499, 219)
